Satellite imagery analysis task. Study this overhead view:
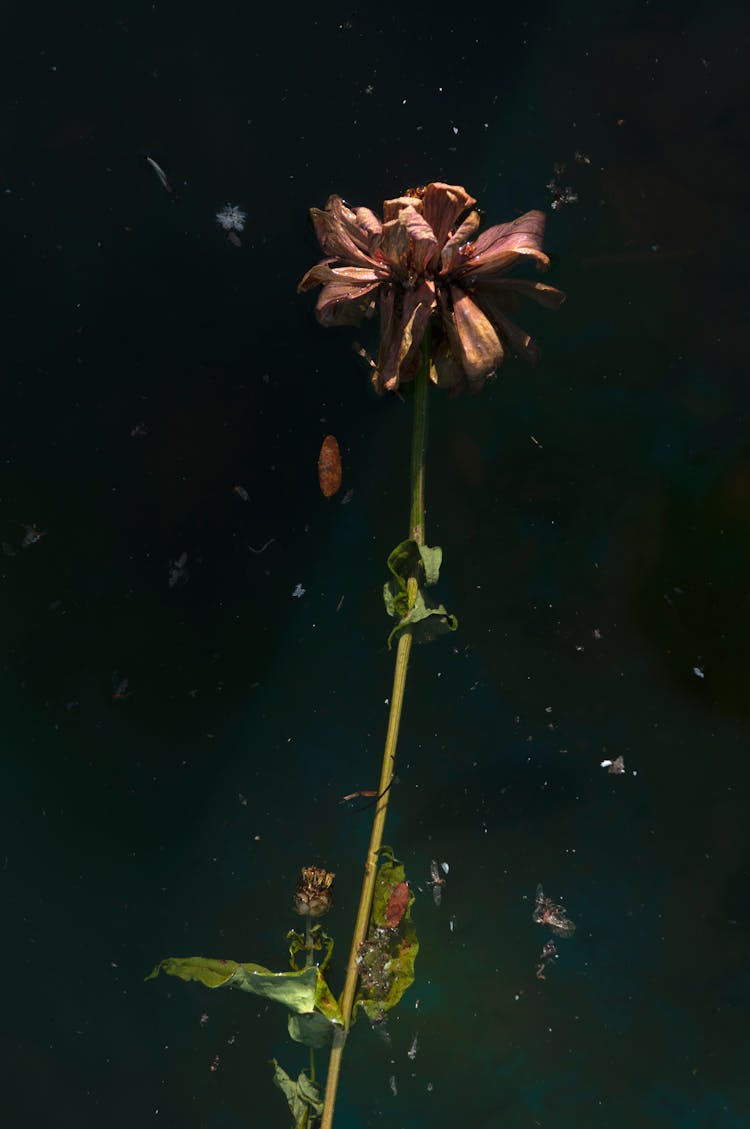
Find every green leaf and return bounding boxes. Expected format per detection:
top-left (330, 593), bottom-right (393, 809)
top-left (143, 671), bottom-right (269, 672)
top-left (386, 590), bottom-right (458, 650)
top-left (288, 1010), bottom-right (333, 1049)
top-left (147, 956), bottom-right (342, 1025)
top-left (272, 1060), bottom-right (323, 1126)
top-left (287, 926), bottom-right (334, 973)
top-left (382, 539), bottom-right (456, 648)
top-left (354, 845), bottom-right (419, 1022)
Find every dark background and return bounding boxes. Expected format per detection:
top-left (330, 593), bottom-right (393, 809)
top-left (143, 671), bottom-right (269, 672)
top-left (3, 1), bottom-right (749, 1126)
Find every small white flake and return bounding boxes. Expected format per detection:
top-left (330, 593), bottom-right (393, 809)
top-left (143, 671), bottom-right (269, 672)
top-left (693, 666), bottom-right (705, 679)
top-left (292, 583), bottom-right (305, 599)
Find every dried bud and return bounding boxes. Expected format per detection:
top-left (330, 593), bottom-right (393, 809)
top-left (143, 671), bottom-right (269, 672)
top-left (294, 866), bottom-right (335, 918)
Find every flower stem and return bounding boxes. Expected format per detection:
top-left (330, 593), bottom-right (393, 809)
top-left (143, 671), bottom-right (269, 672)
top-left (319, 333), bottom-right (431, 1129)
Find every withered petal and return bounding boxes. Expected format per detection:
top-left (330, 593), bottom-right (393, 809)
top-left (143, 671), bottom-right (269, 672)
top-left (382, 194), bottom-right (424, 222)
top-left (298, 262), bottom-right (382, 292)
top-left (474, 294), bottom-right (541, 363)
top-left (315, 276), bottom-right (382, 326)
top-left (453, 210), bottom-right (550, 279)
top-left (400, 205), bottom-right (440, 273)
top-left (378, 216), bottom-right (411, 276)
top-left (489, 278), bottom-right (566, 309)
top-left (421, 183), bottom-right (477, 249)
top-left (310, 202), bottom-right (379, 269)
top-left (440, 210), bottom-right (482, 273)
top-left (374, 280), bottom-right (435, 393)
top-left (446, 285), bottom-right (504, 389)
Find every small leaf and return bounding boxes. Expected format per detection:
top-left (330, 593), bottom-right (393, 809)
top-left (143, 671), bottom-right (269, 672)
top-left (418, 543), bottom-right (442, 586)
top-left (382, 539), bottom-right (456, 648)
top-left (272, 1060), bottom-right (323, 1125)
top-left (288, 1010), bottom-right (333, 1048)
top-left (386, 591), bottom-right (458, 649)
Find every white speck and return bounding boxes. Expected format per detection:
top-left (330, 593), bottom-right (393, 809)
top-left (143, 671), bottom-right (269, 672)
top-left (452, 125), bottom-right (459, 134)
top-left (292, 583), bottom-right (305, 598)
top-left (215, 204), bottom-right (247, 232)
top-left (600, 759), bottom-right (613, 768)
top-left (389, 1075), bottom-right (398, 1096)
top-left (693, 666), bottom-right (705, 679)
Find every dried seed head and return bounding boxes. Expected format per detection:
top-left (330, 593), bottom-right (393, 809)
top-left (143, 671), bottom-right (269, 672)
top-left (294, 866), bottom-right (335, 918)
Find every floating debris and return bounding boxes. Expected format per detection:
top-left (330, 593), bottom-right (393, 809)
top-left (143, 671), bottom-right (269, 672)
top-left (215, 204), bottom-right (246, 233)
top-left (535, 939), bottom-right (558, 980)
top-left (546, 162), bottom-right (578, 211)
top-left (407, 1033), bottom-right (419, 1061)
top-left (600, 755), bottom-right (625, 774)
top-left (130, 421), bottom-right (148, 438)
top-left (533, 884), bottom-right (576, 938)
top-left (233, 484), bottom-right (249, 502)
top-left (248, 538), bottom-right (274, 554)
top-left (693, 666), bottom-right (705, 679)
top-left (169, 552), bottom-right (188, 588)
top-left (291, 582), bottom-right (305, 599)
top-left (340, 487), bottom-right (354, 505)
top-left (318, 435), bottom-right (342, 498)
top-left (388, 1075), bottom-right (398, 1097)
top-left (146, 156), bottom-right (173, 195)
top-left (427, 859), bottom-right (449, 906)
top-left (21, 523), bottom-right (46, 548)
top-left (112, 673), bottom-right (130, 701)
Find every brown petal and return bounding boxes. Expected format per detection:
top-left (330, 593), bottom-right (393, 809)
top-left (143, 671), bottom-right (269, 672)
top-left (378, 216), bottom-right (410, 276)
top-left (429, 340), bottom-right (467, 394)
top-left (354, 207), bottom-right (383, 252)
top-left (444, 285), bottom-right (504, 390)
top-left (298, 262), bottom-right (382, 293)
top-left (488, 278), bottom-right (566, 309)
top-left (401, 205), bottom-right (440, 273)
top-left (382, 195), bottom-right (424, 222)
top-left (310, 202), bottom-right (378, 269)
top-left (475, 295), bottom-right (541, 363)
top-left (422, 183), bottom-right (477, 249)
top-left (440, 210), bottom-right (482, 273)
top-left (315, 276), bottom-right (382, 326)
top-left (374, 281), bottom-right (435, 393)
top-left (453, 210), bottom-right (550, 279)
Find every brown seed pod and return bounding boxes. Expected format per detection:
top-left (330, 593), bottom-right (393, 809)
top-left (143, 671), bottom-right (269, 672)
top-left (317, 434), bottom-right (342, 498)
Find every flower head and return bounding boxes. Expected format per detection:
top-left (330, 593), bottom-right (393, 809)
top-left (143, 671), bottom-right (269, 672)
top-left (293, 866), bottom-right (335, 918)
top-left (298, 183), bottom-right (565, 395)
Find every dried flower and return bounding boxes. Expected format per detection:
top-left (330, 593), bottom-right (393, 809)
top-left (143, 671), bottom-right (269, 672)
top-left (294, 866), bottom-right (335, 918)
top-left (298, 182), bottom-right (565, 395)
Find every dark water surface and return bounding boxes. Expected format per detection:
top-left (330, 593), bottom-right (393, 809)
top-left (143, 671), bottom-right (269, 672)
top-left (3, 2), bottom-right (749, 1127)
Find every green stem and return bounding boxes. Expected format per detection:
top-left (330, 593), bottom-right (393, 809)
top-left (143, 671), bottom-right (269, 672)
top-left (319, 331), bottom-right (431, 1129)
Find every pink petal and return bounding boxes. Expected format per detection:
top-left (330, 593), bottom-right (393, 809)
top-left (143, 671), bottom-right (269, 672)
top-left (401, 205), bottom-right (440, 273)
top-left (440, 210), bottom-right (482, 273)
top-left (441, 286), bottom-right (504, 390)
top-left (488, 278), bottom-right (566, 309)
top-left (453, 210), bottom-right (550, 278)
top-left (421, 183), bottom-right (477, 249)
top-left (374, 281), bottom-right (435, 392)
top-left (378, 216), bottom-right (411, 276)
top-left (298, 262), bottom-right (382, 292)
top-left (315, 275), bottom-right (382, 327)
top-left (310, 202), bottom-right (379, 269)
top-left (382, 195), bottom-right (424, 222)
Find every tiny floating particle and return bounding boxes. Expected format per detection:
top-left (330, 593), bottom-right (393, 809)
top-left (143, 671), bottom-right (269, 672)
top-left (693, 666), bottom-right (705, 679)
top-left (318, 434), bottom-right (342, 498)
top-left (233, 484), bottom-right (249, 502)
top-left (600, 755), bottom-right (625, 774)
top-left (292, 583), bottom-right (305, 599)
